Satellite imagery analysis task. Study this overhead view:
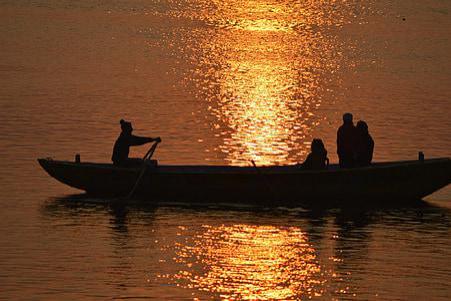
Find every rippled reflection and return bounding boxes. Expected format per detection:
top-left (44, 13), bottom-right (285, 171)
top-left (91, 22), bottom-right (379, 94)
top-left (166, 0), bottom-right (355, 165)
top-left (170, 224), bottom-right (324, 300)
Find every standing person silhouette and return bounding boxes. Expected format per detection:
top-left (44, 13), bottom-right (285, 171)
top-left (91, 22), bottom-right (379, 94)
top-left (355, 120), bottom-right (374, 166)
top-left (337, 113), bottom-right (357, 168)
top-left (112, 119), bottom-right (161, 166)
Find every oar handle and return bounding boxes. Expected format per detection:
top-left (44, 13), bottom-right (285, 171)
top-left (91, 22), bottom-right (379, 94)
top-left (142, 140), bottom-right (160, 161)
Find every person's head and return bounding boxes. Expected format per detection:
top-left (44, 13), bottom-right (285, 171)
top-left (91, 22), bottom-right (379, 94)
top-left (342, 113), bottom-right (353, 124)
top-left (356, 120), bottom-right (368, 134)
top-left (120, 119), bottom-right (133, 134)
top-left (311, 138), bottom-right (325, 154)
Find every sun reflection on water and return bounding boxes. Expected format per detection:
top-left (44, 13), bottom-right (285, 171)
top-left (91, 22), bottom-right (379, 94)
top-left (163, 0), bottom-right (351, 165)
top-left (170, 224), bottom-right (325, 300)
top-left (216, 57), bottom-right (314, 165)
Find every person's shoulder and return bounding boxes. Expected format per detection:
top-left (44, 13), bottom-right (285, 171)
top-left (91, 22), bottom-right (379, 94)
top-left (117, 133), bottom-right (131, 142)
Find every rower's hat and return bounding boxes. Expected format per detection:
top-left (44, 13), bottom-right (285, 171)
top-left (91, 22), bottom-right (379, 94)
top-left (120, 119), bottom-right (132, 131)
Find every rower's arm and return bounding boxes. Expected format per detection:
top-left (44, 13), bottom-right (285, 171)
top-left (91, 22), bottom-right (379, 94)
top-left (129, 135), bottom-right (154, 146)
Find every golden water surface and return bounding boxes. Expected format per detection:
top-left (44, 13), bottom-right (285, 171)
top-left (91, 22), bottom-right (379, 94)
top-left (172, 224), bottom-right (322, 299)
top-left (168, 0), bottom-right (354, 165)
top-left (0, 0), bottom-right (450, 300)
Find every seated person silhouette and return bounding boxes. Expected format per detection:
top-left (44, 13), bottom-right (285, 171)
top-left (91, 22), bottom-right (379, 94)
top-left (355, 120), bottom-right (374, 166)
top-left (337, 112), bottom-right (357, 168)
top-left (302, 138), bottom-right (329, 170)
top-left (112, 119), bottom-right (161, 166)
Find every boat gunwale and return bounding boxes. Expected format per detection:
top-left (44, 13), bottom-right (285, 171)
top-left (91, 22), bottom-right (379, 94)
top-left (37, 157), bottom-right (451, 175)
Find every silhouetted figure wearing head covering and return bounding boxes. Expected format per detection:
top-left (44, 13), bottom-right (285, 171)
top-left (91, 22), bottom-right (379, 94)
top-left (355, 120), bottom-right (374, 166)
top-left (303, 139), bottom-right (329, 170)
top-left (112, 119), bottom-right (161, 166)
top-left (337, 113), bottom-right (357, 168)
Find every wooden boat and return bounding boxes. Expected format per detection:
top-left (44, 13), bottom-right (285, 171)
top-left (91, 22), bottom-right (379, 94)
top-left (38, 157), bottom-right (451, 204)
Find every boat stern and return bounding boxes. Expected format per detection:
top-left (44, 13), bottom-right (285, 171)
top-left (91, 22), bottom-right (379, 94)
top-left (37, 158), bottom-right (140, 196)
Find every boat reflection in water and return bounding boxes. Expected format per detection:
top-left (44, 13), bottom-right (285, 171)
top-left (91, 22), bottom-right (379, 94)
top-left (43, 197), bottom-right (450, 300)
top-left (170, 224), bottom-right (325, 300)
top-left (176, 0), bottom-right (351, 165)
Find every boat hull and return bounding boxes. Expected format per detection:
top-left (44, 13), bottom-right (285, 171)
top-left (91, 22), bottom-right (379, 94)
top-left (38, 158), bottom-right (451, 205)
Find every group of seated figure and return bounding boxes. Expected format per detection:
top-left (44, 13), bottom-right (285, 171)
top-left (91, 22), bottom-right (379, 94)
top-left (112, 113), bottom-right (374, 169)
top-left (302, 112), bottom-right (374, 170)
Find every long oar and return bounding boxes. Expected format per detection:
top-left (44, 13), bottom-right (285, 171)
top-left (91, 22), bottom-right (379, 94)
top-left (126, 141), bottom-right (160, 199)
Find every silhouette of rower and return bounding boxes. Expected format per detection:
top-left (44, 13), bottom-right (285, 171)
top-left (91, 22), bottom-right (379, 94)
top-left (112, 119), bottom-right (161, 166)
top-left (355, 120), bottom-right (374, 166)
top-left (337, 113), bottom-right (357, 168)
top-left (302, 138), bottom-right (329, 170)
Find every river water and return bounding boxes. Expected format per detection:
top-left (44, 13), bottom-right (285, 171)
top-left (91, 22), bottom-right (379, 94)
top-left (0, 0), bottom-right (450, 299)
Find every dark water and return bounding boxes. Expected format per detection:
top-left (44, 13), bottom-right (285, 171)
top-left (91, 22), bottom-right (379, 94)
top-left (1, 0), bottom-right (450, 299)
